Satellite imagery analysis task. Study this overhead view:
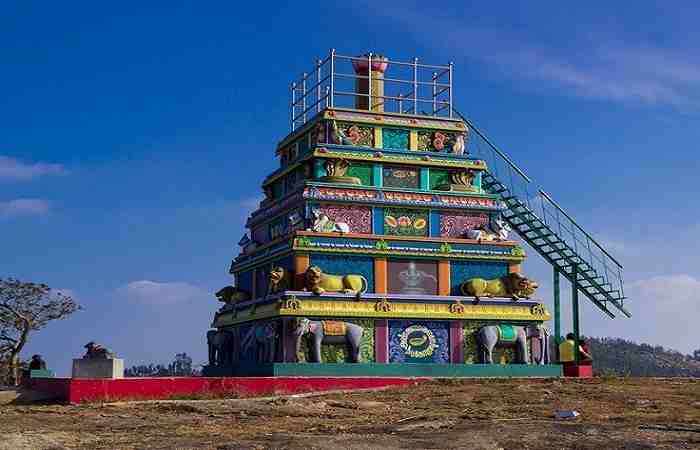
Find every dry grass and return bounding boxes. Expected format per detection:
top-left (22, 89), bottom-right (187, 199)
top-left (0, 377), bottom-right (698, 450)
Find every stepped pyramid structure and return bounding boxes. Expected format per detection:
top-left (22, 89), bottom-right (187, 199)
top-left (204, 51), bottom-right (627, 377)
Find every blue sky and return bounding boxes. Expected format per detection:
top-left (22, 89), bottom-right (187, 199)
top-left (3, 2), bottom-right (699, 374)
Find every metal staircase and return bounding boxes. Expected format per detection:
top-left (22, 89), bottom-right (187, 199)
top-left (453, 109), bottom-right (630, 319)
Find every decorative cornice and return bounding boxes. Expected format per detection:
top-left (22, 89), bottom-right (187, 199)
top-left (324, 108), bottom-right (465, 131)
top-left (304, 185), bottom-right (502, 211)
top-left (212, 293), bottom-right (550, 327)
top-left (313, 148), bottom-right (485, 170)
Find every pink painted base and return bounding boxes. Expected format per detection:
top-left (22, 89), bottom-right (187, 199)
top-left (563, 365), bottom-right (593, 378)
top-left (29, 376), bottom-right (422, 404)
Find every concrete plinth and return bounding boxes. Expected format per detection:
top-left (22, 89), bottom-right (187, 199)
top-left (72, 358), bottom-right (124, 379)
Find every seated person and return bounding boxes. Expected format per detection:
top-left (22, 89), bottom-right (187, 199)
top-left (28, 354), bottom-right (47, 370)
top-left (558, 333), bottom-right (592, 367)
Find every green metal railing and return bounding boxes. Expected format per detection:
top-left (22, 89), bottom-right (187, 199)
top-left (453, 108), bottom-right (629, 319)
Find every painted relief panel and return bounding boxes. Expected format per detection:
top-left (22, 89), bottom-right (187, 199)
top-left (235, 270), bottom-right (254, 296)
top-left (317, 204), bottom-right (372, 234)
top-left (389, 320), bottom-right (449, 363)
top-left (417, 131), bottom-right (458, 152)
top-left (296, 319), bottom-right (375, 363)
top-left (335, 123), bottom-right (374, 147)
top-left (308, 254), bottom-right (375, 293)
top-left (345, 163), bottom-right (373, 186)
top-left (440, 211), bottom-right (490, 238)
top-left (463, 321), bottom-right (515, 364)
top-left (382, 128), bottom-right (410, 150)
top-left (387, 259), bottom-right (438, 295)
top-left (429, 169), bottom-right (449, 190)
top-left (382, 165), bottom-right (419, 189)
top-left (384, 207), bottom-right (428, 237)
top-left (269, 215), bottom-right (286, 241)
top-left (252, 225), bottom-right (267, 245)
top-left (450, 261), bottom-right (509, 295)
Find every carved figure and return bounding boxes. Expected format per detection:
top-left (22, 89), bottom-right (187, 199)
top-left (476, 324), bottom-right (550, 364)
top-left (216, 286), bottom-right (250, 306)
top-left (240, 322), bottom-right (277, 363)
top-left (461, 273), bottom-right (539, 303)
top-left (304, 265), bottom-right (368, 296)
top-left (452, 133), bottom-right (466, 155)
top-left (464, 219), bottom-right (510, 242)
top-left (331, 120), bottom-right (354, 145)
top-left (293, 318), bottom-right (364, 363)
top-left (83, 342), bottom-right (116, 359)
top-left (207, 329), bottom-right (234, 366)
top-left (288, 211), bottom-right (305, 231)
top-left (310, 209), bottom-right (350, 233)
top-left (313, 122), bottom-right (326, 145)
top-left (268, 266), bottom-right (290, 294)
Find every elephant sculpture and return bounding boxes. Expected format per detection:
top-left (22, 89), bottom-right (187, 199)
top-left (293, 318), bottom-right (364, 363)
top-left (207, 329), bottom-right (234, 367)
top-left (240, 322), bottom-right (278, 363)
top-left (476, 324), bottom-right (550, 365)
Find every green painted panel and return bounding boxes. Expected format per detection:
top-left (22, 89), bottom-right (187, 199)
top-left (382, 128), bottom-right (410, 150)
top-left (346, 163), bottom-right (373, 186)
top-left (429, 169), bottom-right (449, 190)
top-left (384, 208), bottom-right (429, 237)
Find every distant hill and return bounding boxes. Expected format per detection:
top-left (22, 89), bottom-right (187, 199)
top-left (586, 337), bottom-right (700, 377)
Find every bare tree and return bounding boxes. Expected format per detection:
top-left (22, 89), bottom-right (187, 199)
top-left (0, 278), bottom-right (81, 385)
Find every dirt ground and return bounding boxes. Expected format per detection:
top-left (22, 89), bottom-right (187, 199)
top-left (1, 378), bottom-right (698, 450)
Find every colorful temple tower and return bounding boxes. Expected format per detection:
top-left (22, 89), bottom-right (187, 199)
top-left (205, 51), bottom-right (628, 377)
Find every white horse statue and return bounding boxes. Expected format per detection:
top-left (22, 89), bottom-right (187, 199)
top-left (309, 209), bottom-right (350, 234)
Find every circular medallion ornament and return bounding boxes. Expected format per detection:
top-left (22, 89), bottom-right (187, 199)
top-left (399, 325), bottom-right (438, 359)
top-left (531, 304), bottom-right (546, 316)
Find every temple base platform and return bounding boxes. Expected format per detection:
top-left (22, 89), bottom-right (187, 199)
top-left (563, 364), bottom-right (593, 378)
top-left (203, 363), bottom-right (562, 378)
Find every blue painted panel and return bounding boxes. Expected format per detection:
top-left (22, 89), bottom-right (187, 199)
top-left (389, 320), bottom-right (449, 363)
top-left (429, 210), bottom-right (440, 237)
top-left (373, 207), bottom-right (384, 234)
top-left (309, 254), bottom-right (375, 293)
top-left (450, 261), bottom-right (509, 295)
top-left (236, 270), bottom-right (254, 294)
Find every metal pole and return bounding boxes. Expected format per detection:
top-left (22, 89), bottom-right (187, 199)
top-left (572, 264), bottom-right (580, 365)
top-left (432, 72), bottom-right (437, 115)
top-left (302, 72), bottom-right (307, 123)
top-left (448, 62), bottom-right (454, 118)
top-left (325, 86), bottom-right (330, 108)
top-left (368, 52), bottom-right (373, 111)
top-left (413, 57), bottom-right (418, 114)
top-left (329, 48), bottom-right (335, 108)
top-left (398, 93), bottom-right (403, 114)
top-left (316, 59), bottom-right (322, 112)
top-left (554, 267), bottom-right (561, 345)
top-left (291, 81), bottom-right (297, 131)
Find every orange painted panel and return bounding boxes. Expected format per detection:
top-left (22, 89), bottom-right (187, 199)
top-left (374, 258), bottom-right (388, 294)
top-left (438, 260), bottom-right (450, 296)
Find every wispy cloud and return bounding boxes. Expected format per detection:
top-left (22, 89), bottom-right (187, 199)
top-left (117, 280), bottom-right (208, 305)
top-left (376, 8), bottom-right (700, 109)
top-left (0, 155), bottom-right (66, 181)
top-left (0, 198), bottom-right (50, 217)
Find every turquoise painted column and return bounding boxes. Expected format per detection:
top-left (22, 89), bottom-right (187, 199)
top-left (571, 265), bottom-right (580, 364)
top-left (420, 167), bottom-right (430, 190)
top-left (373, 164), bottom-right (383, 188)
top-left (313, 159), bottom-right (325, 179)
top-left (554, 268), bottom-right (561, 345)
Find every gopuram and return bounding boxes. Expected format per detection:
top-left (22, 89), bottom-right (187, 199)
top-left (204, 51), bottom-right (628, 377)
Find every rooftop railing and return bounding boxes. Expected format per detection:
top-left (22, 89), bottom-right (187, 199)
top-left (290, 50), bottom-right (454, 131)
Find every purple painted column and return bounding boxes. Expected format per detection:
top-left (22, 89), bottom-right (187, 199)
top-left (449, 321), bottom-right (464, 363)
top-left (283, 318), bottom-right (298, 362)
top-left (375, 319), bottom-right (389, 363)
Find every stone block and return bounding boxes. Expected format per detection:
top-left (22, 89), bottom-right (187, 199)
top-left (72, 358), bottom-right (124, 379)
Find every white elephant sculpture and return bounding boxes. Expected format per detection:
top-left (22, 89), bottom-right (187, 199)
top-left (293, 318), bottom-right (364, 363)
top-left (476, 324), bottom-right (549, 365)
top-left (207, 329), bottom-right (234, 367)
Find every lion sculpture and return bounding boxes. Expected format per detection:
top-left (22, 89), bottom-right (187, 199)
top-left (304, 265), bottom-right (367, 296)
top-left (268, 266), bottom-right (291, 294)
top-left (461, 273), bottom-right (539, 304)
top-left (215, 286), bottom-right (250, 306)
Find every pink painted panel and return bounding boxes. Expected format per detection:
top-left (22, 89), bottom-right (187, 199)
top-left (318, 204), bottom-right (372, 234)
top-left (450, 321), bottom-right (464, 363)
top-left (440, 212), bottom-right (489, 238)
top-left (375, 319), bottom-right (389, 363)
